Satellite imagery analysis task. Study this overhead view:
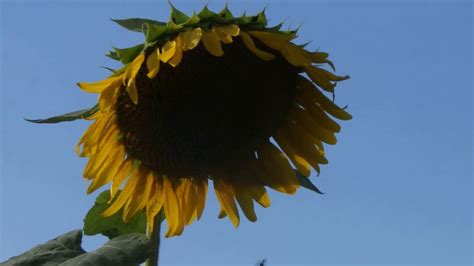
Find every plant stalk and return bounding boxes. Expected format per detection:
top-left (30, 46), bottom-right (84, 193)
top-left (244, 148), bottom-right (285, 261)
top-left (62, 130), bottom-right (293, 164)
top-left (145, 213), bottom-right (162, 266)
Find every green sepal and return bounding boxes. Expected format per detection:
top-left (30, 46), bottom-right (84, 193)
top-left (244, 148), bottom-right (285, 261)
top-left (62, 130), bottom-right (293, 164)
top-left (298, 42), bottom-right (311, 49)
top-left (111, 18), bottom-right (165, 32)
top-left (145, 22), bottom-right (169, 43)
top-left (113, 43), bottom-right (144, 64)
top-left (235, 12), bottom-right (252, 25)
top-left (295, 170), bottom-right (324, 194)
top-left (83, 190), bottom-right (147, 239)
top-left (167, 20), bottom-right (183, 34)
top-left (106, 50), bottom-right (120, 61)
top-left (25, 104), bottom-right (99, 124)
top-left (218, 4), bottom-right (234, 20)
top-left (198, 5), bottom-right (219, 21)
top-left (169, 2), bottom-right (190, 24)
top-left (100, 66), bottom-right (117, 73)
top-left (185, 12), bottom-right (201, 26)
top-left (267, 21), bottom-right (284, 32)
top-left (255, 9), bottom-right (268, 26)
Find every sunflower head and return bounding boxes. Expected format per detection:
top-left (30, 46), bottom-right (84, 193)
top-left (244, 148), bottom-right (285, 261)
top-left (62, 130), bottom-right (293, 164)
top-left (42, 5), bottom-right (351, 237)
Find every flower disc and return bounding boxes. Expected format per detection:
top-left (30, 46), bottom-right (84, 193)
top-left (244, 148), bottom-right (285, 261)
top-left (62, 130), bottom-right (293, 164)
top-left (116, 38), bottom-right (299, 179)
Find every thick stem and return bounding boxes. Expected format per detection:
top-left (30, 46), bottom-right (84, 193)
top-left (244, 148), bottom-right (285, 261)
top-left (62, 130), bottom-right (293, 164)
top-left (145, 213), bottom-right (162, 266)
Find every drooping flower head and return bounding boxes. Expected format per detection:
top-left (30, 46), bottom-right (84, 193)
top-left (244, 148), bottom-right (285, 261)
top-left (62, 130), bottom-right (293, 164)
top-left (70, 5), bottom-right (350, 237)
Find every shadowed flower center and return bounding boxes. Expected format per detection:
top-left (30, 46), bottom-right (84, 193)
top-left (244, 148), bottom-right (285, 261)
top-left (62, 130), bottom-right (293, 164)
top-left (116, 38), bottom-right (299, 178)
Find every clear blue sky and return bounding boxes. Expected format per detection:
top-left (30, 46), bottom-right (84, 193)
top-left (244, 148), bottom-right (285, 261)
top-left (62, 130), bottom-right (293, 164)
top-left (1, 0), bottom-right (472, 265)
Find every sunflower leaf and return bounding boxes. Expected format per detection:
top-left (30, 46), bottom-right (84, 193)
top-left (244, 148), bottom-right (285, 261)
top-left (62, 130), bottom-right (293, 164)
top-left (295, 171), bottom-right (324, 194)
top-left (114, 43), bottom-right (145, 64)
top-left (0, 230), bottom-right (86, 265)
top-left (25, 104), bottom-right (99, 124)
top-left (59, 233), bottom-right (151, 266)
top-left (111, 18), bottom-right (165, 32)
top-left (83, 190), bottom-right (147, 239)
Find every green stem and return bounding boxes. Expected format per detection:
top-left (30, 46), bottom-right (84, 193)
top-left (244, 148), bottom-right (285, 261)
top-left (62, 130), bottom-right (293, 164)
top-left (145, 213), bottom-right (162, 266)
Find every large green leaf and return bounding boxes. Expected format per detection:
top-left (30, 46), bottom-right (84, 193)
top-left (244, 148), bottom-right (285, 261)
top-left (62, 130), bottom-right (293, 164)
top-left (83, 190), bottom-right (147, 239)
top-left (59, 233), bottom-right (150, 266)
top-left (1, 230), bottom-right (86, 266)
top-left (25, 104), bottom-right (98, 124)
top-left (295, 170), bottom-right (324, 194)
top-left (111, 18), bottom-right (165, 32)
top-left (0, 230), bottom-right (151, 266)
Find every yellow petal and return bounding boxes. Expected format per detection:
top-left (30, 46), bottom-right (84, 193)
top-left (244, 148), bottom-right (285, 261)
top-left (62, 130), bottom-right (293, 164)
top-left (249, 185), bottom-right (271, 208)
top-left (146, 175), bottom-right (164, 233)
top-left (77, 76), bottom-right (122, 94)
top-left (249, 31), bottom-right (294, 51)
top-left (233, 185), bottom-right (257, 222)
top-left (103, 170), bottom-right (141, 217)
top-left (258, 142), bottom-right (299, 194)
top-left (83, 133), bottom-right (119, 179)
top-left (123, 170), bottom-right (154, 222)
top-left (274, 130), bottom-right (312, 177)
top-left (292, 107), bottom-right (337, 145)
top-left (111, 160), bottom-right (137, 199)
top-left (296, 76), bottom-right (352, 120)
top-left (146, 48), bottom-right (160, 79)
top-left (77, 111), bottom-right (114, 157)
top-left (168, 37), bottom-right (183, 67)
top-left (201, 30), bottom-right (224, 56)
top-left (240, 31), bottom-right (275, 61)
top-left (218, 207), bottom-right (227, 219)
top-left (318, 67), bottom-right (350, 81)
top-left (124, 54), bottom-right (145, 104)
top-left (280, 119), bottom-right (328, 169)
top-left (126, 79), bottom-right (138, 104)
top-left (163, 177), bottom-right (184, 237)
top-left (180, 27), bottom-right (202, 51)
top-left (217, 24), bottom-right (240, 36)
top-left (195, 179), bottom-right (208, 220)
top-left (295, 100), bottom-right (341, 133)
top-left (305, 51), bottom-right (336, 70)
top-left (304, 66), bottom-right (336, 92)
top-left (159, 41), bottom-right (176, 63)
top-left (214, 178), bottom-right (240, 227)
top-left (76, 115), bottom-right (106, 156)
top-left (281, 43), bottom-right (312, 67)
top-left (86, 147), bottom-right (125, 194)
top-left (124, 53), bottom-right (145, 81)
top-left (214, 28), bottom-right (232, 44)
top-left (177, 179), bottom-right (197, 225)
top-left (98, 86), bottom-right (117, 112)
top-left (214, 24), bottom-right (240, 44)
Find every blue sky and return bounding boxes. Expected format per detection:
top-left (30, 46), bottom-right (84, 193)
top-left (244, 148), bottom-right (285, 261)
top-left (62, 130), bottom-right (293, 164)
top-left (1, 0), bottom-right (472, 265)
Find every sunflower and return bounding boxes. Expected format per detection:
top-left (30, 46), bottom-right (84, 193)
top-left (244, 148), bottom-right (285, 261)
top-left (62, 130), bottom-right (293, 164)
top-left (47, 5), bottom-right (351, 237)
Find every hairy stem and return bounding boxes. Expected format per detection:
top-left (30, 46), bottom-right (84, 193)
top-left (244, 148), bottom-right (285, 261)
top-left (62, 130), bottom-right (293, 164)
top-left (145, 213), bottom-right (162, 266)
